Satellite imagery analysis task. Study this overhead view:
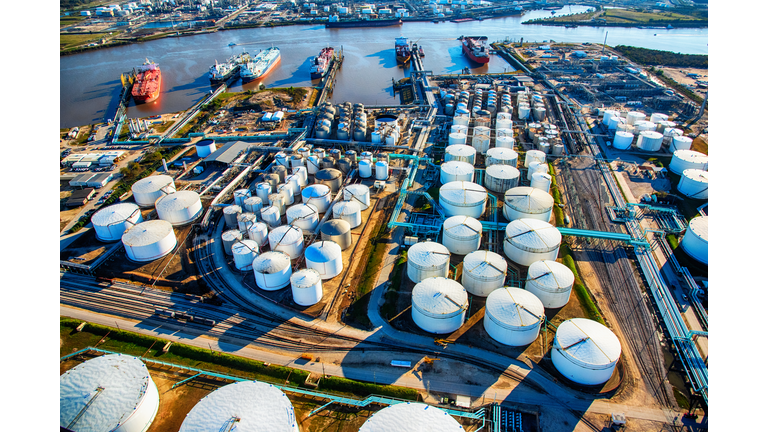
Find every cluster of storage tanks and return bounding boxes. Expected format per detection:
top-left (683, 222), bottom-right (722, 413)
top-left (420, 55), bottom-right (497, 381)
top-left (604, 109), bottom-right (694, 153)
top-left (314, 101), bottom-right (404, 146)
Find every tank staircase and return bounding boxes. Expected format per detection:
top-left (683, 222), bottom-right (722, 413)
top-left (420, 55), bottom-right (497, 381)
top-left (66, 386), bottom-right (104, 430)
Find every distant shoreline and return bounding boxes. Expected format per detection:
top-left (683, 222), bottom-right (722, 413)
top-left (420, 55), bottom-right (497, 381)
top-left (522, 21), bottom-right (708, 29)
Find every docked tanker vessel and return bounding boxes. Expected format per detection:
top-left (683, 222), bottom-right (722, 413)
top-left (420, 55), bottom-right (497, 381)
top-left (209, 55), bottom-right (240, 82)
top-left (460, 36), bottom-right (490, 64)
top-left (310, 47), bottom-right (334, 79)
top-left (240, 47), bottom-right (281, 82)
top-left (131, 59), bottom-right (161, 103)
top-left (395, 37), bottom-right (411, 64)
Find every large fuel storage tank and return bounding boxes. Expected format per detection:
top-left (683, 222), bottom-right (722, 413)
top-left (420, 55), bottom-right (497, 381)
top-left (232, 239), bottom-right (260, 271)
top-left (319, 219), bottom-right (352, 250)
top-left (678, 169), bottom-right (708, 199)
top-left (552, 318), bottom-right (622, 385)
top-left (155, 191), bottom-right (203, 226)
top-left (440, 161), bottom-right (475, 184)
top-left (680, 215), bottom-right (708, 265)
top-left (268, 225), bottom-right (304, 259)
top-left (484, 164), bottom-right (520, 193)
top-left (243, 196), bottom-right (263, 215)
top-left (669, 150), bottom-right (708, 174)
top-left (122, 220), bottom-right (177, 262)
top-left (503, 219), bottom-right (561, 266)
top-left (461, 250), bottom-right (507, 297)
top-left (503, 186), bottom-right (554, 222)
top-left (486, 147), bottom-right (518, 167)
top-left (439, 181), bottom-right (487, 218)
top-left (304, 240), bottom-right (343, 280)
top-left (343, 184), bottom-right (371, 210)
top-left (223, 204), bottom-right (242, 229)
top-left (525, 259), bottom-right (575, 308)
top-left (441, 215), bottom-right (483, 255)
top-left (315, 168), bottom-right (343, 194)
top-left (260, 206), bottom-right (281, 229)
top-left (286, 203), bottom-right (320, 231)
top-left (252, 251), bottom-right (293, 291)
top-left (301, 184), bottom-right (332, 213)
top-left (131, 174), bottom-right (176, 208)
top-left (411, 277), bottom-right (468, 334)
top-left (291, 268), bottom-right (323, 306)
top-left (484, 287), bottom-right (545, 346)
top-left (359, 402), bottom-right (463, 432)
top-left (445, 144), bottom-right (476, 165)
top-left (247, 221), bottom-right (269, 246)
top-left (407, 241), bottom-right (451, 283)
top-left (332, 200), bottom-right (362, 228)
top-left (92, 202), bottom-right (143, 242)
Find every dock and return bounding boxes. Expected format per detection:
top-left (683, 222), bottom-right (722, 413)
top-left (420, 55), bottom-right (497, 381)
top-left (316, 49), bottom-right (344, 106)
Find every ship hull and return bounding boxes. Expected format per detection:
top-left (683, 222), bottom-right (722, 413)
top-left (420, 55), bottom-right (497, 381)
top-left (132, 68), bottom-right (162, 104)
top-left (462, 38), bottom-right (490, 64)
top-left (209, 67), bottom-right (239, 82)
top-left (326, 18), bottom-right (402, 28)
top-left (242, 52), bottom-right (281, 82)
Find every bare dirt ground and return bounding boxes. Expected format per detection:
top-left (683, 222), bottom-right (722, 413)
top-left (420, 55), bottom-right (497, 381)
top-left (656, 66), bottom-right (708, 98)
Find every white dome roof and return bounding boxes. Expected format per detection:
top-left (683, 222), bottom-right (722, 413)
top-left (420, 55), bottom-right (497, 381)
top-left (441, 160), bottom-right (474, 175)
top-left (222, 229), bottom-right (242, 242)
top-left (224, 204), bottom-right (242, 215)
top-left (445, 144), bottom-right (476, 157)
top-left (486, 164), bottom-right (520, 179)
top-left (268, 225), bottom-right (303, 246)
top-left (92, 202), bottom-right (141, 227)
top-left (305, 240), bottom-right (342, 262)
top-left (504, 187), bottom-right (554, 213)
top-left (302, 184), bottom-right (331, 198)
top-left (408, 241), bottom-right (451, 268)
top-left (320, 219), bottom-right (351, 236)
top-left (505, 219), bottom-right (561, 252)
top-left (286, 203), bottom-right (318, 220)
top-left (359, 402), bottom-right (463, 432)
top-left (244, 196), bottom-right (263, 206)
top-left (333, 200), bottom-right (361, 215)
top-left (131, 174), bottom-right (174, 194)
top-left (291, 268), bottom-right (321, 288)
top-left (486, 287), bottom-right (545, 329)
top-left (440, 181), bottom-right (487, 206)
top-left (232, 239), bottom-right (260, 255)
top-left (412, 277), bottom-right (468, 319)
top-left (252, 251), bottom-right (292, 274)
top-left (463, 250), bottom-right (507, 281)
top-left (487, 147), bottom-right (518, 160)
top-left (443, 215), bottom-right (482, 239)
top-left (527, 260), bottom-right (575, 291)
top-left (122, 220), bottom-right (174, 247)
top-left (554, 318), bottom-right (621, 367)
top-left (687, 215), bottom-right (708, 242)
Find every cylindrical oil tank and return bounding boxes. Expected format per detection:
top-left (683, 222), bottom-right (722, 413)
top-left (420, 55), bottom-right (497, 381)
top-left (440, 161), bottom-right (475, 184)
top-left (496, 127), bottom-right (513, 138)
top-left (260, 206), bottom-right (281, 229)
top-left (445, 144), bottom-right (476, 165)
top-left (247, 221), bottom-right (269, 246)
top-left (375, 160), bottom-right (389, 180)
top-left (315, 168), bottom-right (343, 193)
top-left (504, 186), bottom-right (554, 222)
top-left (305, 240), bottom-right (343, 280)
top-left (301, 184), bottom-right (332, 213)
top-left (552, 318), bottom-right (621, 385)
top-left (518, 104), bottom-right (530, 120)
top-left (315, 125), bottom-right (330, 139)
top-left (474, 125), bottom-right (491, 137)
top-left (532, 106), bottom-right (546, 121)
top-left (291, 268), bottom-right (323, 306)
top-left (255, 182), bottom-right (272, 202)
top-left (122, 220), bottom-right (177, 262)
top-left (439, 181), bottom-right (487, 218)
top-left (444, 103), bottom-right (455, 115)
top-left (234, 188), bottom-right (251, 207)
top-left (484, 287), bottom-right (545, 346)
top-left (60, 354), bottom-right (160, 432)
top-left (462, 250), bottom-right (507, 297)
top-left (527, 161), bottom-right (549, 180)
top-left (92, 202), bottom-right (143, 242)
top-left (504, 218), bottom-right (561, 266)
top-left (495, 135), bottom-right (514, 149)
top-left (274, 153), bottom-right (290, 169)
top-left (286, 174), bottom-right (302, 196)
top-left (485, 164), bottom-right (520, 193)
top-left (451, 124), bottom-right (468, 135)
top-left (265, 173), bottom-right (280, 191)
top-left (678, 169), bottom-right (709, 199)
top-left (637, 131), bottom-right (664, 151)
top-left (320, 156), bottom-right (335, 170)
top-left (320, 219), bottom-right (352, 250)
top-left (635, 120), bottom-right (657, 132)
top-left (329, 148), bottom-right (341, 161)
top-left (448, 132), bottom-right (467, 146)
top-left (286, 203), bottom-right (320, 231)
top-left (486, 147), bottom-right (518, 167)
top-left (237, 212), bottom-right (258, 233)
top-left (680, 215), bottom-right (708, 265)
top-left (407, 241), bottom-right (451, 283)
top-left (671, 135), bottom-right (693, 152)
top-left (277, 183), bottom-right (295, 206)
top-left (613, 131), bottom-right (634, 150)
top-left (292, 166), bottom-right (308, 187)
top-left (232, 239), bottom-right (260, 271)
top-left (337, 157), bottom-right (352, 174)
top-left (223, 205), bottom-right (242, 229)
top-left (307, 154), bottom-right (322, 174)
top-left (471, 134), bottom-right (491, 154)
top-left (155, 191), bottom-right (203, 226)
top-left (268, 225), bottom-right (304, 259)
top-left (670, 150), bottom-right (708, 174)
top-left (290, 154), bottom-right (305, 170)
top-left (298, 147), bottom-right (311, 159)
top-left (221, 229), bottom-right (243, 256)
top-left (252, 251), bottom-right (293, 291)
top-left (496, 117), bottom-right (513, 130)
top-left (343, 184), bottom-right (371, 209)
top-left (195, 139), bottom-right (216, 158)
top-left (626, 111), bottom-right (645, 126)
top-left (442, 215), bottom-right (482, 255)
top-left (650, 113), bottom-right (668, 123)
top-left (359, 159), bottom-right (373, 178)
top-left (411, 277), bottom-right (468, 334)
top-left (131, 174), bottom-right (176, 208)
top-left (526, 260), bottom-right (575, 308)
top-left (243, 196), bottom-right (263, 215)
top-left (359, 402), bottom-right (463, 432)
top-left (530, 172), bottom-right (553, 193)
top-left (552, 143), bottom-right (565, 156)
top-left (453, 114), bottom-right (470, 126)
top-left (333, 200), bottom-right (362, 228)
top-left (269, 193), bottom-right (286, 216)
top-left (524, 150), bottom-right (547, 168)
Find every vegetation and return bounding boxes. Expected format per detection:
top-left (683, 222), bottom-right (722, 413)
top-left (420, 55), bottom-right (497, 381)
top-left (381, 251), bottom-right (407, 320)
top-left (60, 33), bottom-right (109, 50)
top-left (346, 219), bottom-right (392, 328)
top-left (548, 163), bottom-right (565, 227)
top-left (614, 45), bottom-right (707, 68)
top-left (648, 67), bottom-right (704, 104)
top-left (560, 244), bottom-right (606, 325)
top-left (666, 233), bottom-right (679, 250)
top-left (60, 15), bottom-right (85, 27)
top-left (525, 7), bottom-right (707, 28)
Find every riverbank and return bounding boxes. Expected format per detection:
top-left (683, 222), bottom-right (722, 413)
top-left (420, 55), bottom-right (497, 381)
top-left (523, 6), bottom-right (708, 29)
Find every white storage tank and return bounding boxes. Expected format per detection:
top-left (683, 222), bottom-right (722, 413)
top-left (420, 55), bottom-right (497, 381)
top-left (305, 240), bottom-right (343, 280)
top-left (649, 113), bottom-right (669, 123)
top-left (252, 251), bottom-right (293, 291)
top-left (407, 241), bottom-right (451, 283)
top-left (320, 219), bottom-right (352, 250)
top-left (439, 181), bottom-right (487, 218)
top-left (301, 184), bottom-right (332, 213)
top-left (484, 287), bottom-right (545, 346)
top-left (495, 135), bottom-right (515, 149)
top-left (485, 164), bottom-right (520, 193)
top-left (440, 161), bottom-right (475, 184)
top-left (486, 147), bottom-right (518, 167)
top-left (221, 229), bottom-right (243, 256)
top-left (195, 139), bottom-right (216, 158)
top-left (359, 402), bottom-right (463, 432)
top-left (375, 160), bottom-right (389, 180)
top-left (411, 277), bottom-right (468, 334)
top-left (307, 155), bottom-right (320, 174)
top-left (669, 150), bottom-right (708, 174)
top-left (637, 131), bottom-right (664, 151)
top-left (442, 215), bottom-right (483, 255)
top-left (260, 206), bottom-right (282, 229)
top-left (277, 183), bottom-right (295, 205)
top-left (243, 196), bottom-right (263, 214)
top-left (678, 169), bottom-right (709, 199)
top-left (450, 124), bottom-right (468, 135)
top-left (60, 354), bottom-right (160, 432)
top-left (291, 268), bottom-right (323, 306)
top-left (223, 204), bottom-right (242, 228)
top-left (292, 166), bottom-right (309, 187)
top-left (359, 159), bottom-right (373, 178)
top-left (448, 132), bottom-right (467, 146)
top-left (671, 135), bottom-right (693, 152)
top-left (286, 203), bottom-right (320, 231)
top-left (613, 131), bottom-right (634, 150)
top-left (237, 212), bottom-right (259, 233)
top-left (92, 202), bottom-right (143, 242)
top-left (232, 239), bottom-right (260, 271)
top-left (315, 168), bottom-right (343, 194)
top-left (681, 215), bottom-right (708, 265)
top-left (155, 191), bottom-right (203, 226)
top-left (626, 111), bottom-right (645, 126)
top-left (552, 318), bottom-right (622, 385)
top-left (234, 188), bottom-right (251, 207)
top-left (445, 144), bottom-right (476, 165)
top-left (530, 172), bottom-right (553, 193)
top-left (503, 186), bottom-right (554, 222)
top-left (461, 250), bottom-right (507, 297)
top-left (527, 161), bottom-right (549, 180)
top-left (343, 184), bottom-right (371, 209)
top-left (122, 220), bottom-right (177, 262)
top-left (524, 150), bottom-right (547, 168)
top-left (179, 380), bottom-right (299, 432)
top-left (247, 221), bottom-right (269, 246)
top-left (268, 225), bottom-right (304, 259)
top-left (131, 174), bottom-right (176, 207)
top-left (332, 200), bottom-right (362, 228)
top-left (255, 182), bottom-right (272, 202)
top-left (525, 260), bottom-right (575, 308)
top-left (503, 218), bottom-right (561, 266)
top-left (269, 193), bottom-right (286, 216)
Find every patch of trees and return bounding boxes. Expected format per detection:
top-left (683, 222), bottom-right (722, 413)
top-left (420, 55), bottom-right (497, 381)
top-left (614, 45), bottom-right (707, 68)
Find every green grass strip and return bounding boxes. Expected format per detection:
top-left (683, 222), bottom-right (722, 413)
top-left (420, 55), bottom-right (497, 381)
top-left (559, 245), bottom-right (606, 325)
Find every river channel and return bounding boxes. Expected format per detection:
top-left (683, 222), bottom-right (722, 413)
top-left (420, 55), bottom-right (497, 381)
top-left (59, 5), bottom-right (708, 128)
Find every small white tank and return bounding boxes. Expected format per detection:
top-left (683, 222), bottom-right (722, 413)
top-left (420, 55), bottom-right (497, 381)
top-left (307, 155), bottom-right (320, 174)
top-left (524, 150), bottom-right (546, 168)
top-left (407, 241), bottom-right (451, 283)
top-left (359, 159), bottom-right (373, 178)
top-left (484, 287), bottom-right (545, 346)
top-left (343, 184), bottom-right (371, 210)
top-left (234, 188), bottom-right (251, 207)
top-left (678, 169), bottom-right (708, 199)
top-left (670, 150), bottom-right (708, 174)
top-left (243, 196), bottom-right (263, 214)
top-left (637, 131), bottom-right (664, 151)
top-left (221, 229), bottom-right (243, 256)
top-left (122, 220), bottom-right (177, 262)
top-left (247, 221), bottom-right (269, 246)
top-left (445, 144), bottom-right (476, 165)
top-left (626, 111), bottom-right (646, 126)
top-left (450, 124), bottom-right (468, 134)
top-left (471, 134), bottom-right (491, 154)
top-left (223, 205), bottom-right (242, 229)
top-left (495, 135), bottom-right (515, 149)
top-left (474, 125), bottom-right (491, 137)
top-left (442, 215), bottom-right (482, 255)
top-left (305, 240), bottom-right (343, 280)
top-left (268, 193), bottom-right (286, 216)
top-left (671, 135), bottom-right (693, 152)
top-left (503, 186), bottom-right (554, 222)
top-left (259, 205), bottom-right (282, 229)
top-left (301, 184), bottom-right (332, 213)
top-left (527, 161), bottom-right (549, 180)
top-left (496, 127), bottom-right (514, 138)
top-left (649, 113), bottom-right (668, 123)
top-left (291, 268), bottom-right (323, 306)
top-left (292, 166), bottom-right (309, 187)
top-left (440, 161), bottom-right (475, 184)
top-left (439, 181), bottom-right (487, 218)
top-left (286, 203), bottom-right (320, 231)
top-left (486, 147), bottom-right (518, 167)
top-left (255, 182), bottom-right (272, 202)
top-left (448, 132), bottom-right (467, 145)
top-left (485, 164), bottom-right (520, 193)
top-left (613, 131), bottom-right (634, 150)
top-left (461, 250), bottom-right (507, 297)
top-left (232, 239), bottom-right (260, 271)
top-left (237, 212), bottom-right (258, 233)
top-left (375, 160), bottom-right (389, 180)
top-left (333, 200), bottom-right (362, 228)
top-left (252, 251), bottom-right (293, 291)
top-left (195, 139), bottom-right (216, 158)
top-left (131, 174), bottom-right (175, 208)
top-left (530, 172), bottom-right (553, 192)
top-left (525, 260), bottom-right (575, 308)
top-left (503, 218), bottom-right (561, 266)
top-left (681, 215), bottom-right (708, 265)
top-left (411, 277), bottom-right (468, 334)
top-left (268, 225), bottom-right (304, 259)
top-left (552, 318), bottom-right (621, 385)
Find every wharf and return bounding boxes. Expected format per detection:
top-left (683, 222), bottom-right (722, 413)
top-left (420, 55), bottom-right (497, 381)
top-left (316, 50), bottom-right (344, 106)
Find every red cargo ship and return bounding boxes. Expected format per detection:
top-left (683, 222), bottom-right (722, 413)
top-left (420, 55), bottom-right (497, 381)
top-left (460, 36), bottom-right (490, 64)
top-left (131, 59), bottom-right (162, 103)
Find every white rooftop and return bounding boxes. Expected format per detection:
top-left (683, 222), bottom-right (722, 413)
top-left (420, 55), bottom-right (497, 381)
top-left (359, 402), bottom-right (464, 431)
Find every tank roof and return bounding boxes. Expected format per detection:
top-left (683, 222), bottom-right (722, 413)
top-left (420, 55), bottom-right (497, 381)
top-left (252, 251), bottom-right (292, 274)
top-left (463, 250), bottom-right (507, 280)
top-left (359, 402), bottom-right (463, 432)
top-left (408, 241), bottom-right (451, 267)
top-left (268, 225), bottom-right (303, 245)
top-left (320, 219), bottom-right (351, 235)
top-left (412, 277), bottom-right (468, 318)
top-left (302, 183), bottom-right (331, 197)
top-left (291, 268), bottom-right (322, 288)
top-left (505, 218), bottom-right (561, 252)
top-left (554, 318), bottom-right (621, 366)
top-left (504, 187), bottom-right (554, 212)
top-left (486, 164), bottom-right (520, 179)
top-left (443, 215), bottom-right (482, 239)
top-left (156, 191), bottom-right (201, 212)
top-left (334, 200), bottom-right (361, 215)
top-left (305, 240), bottom-right (342, 262)
top-left (486, 287), bottom-right (545, 329)
top-left (440, 181), bottom-right (487, 205)
top-left (687, 215), bottom-right (708, 241)
top-left (131, 174), bottom-right (174, 193)
top-left (122, 220), bottom-right (174, 246)
top-left (527, 260), bottom-right (574, 289)
top-left (92, 202), bottom-right (140, 226)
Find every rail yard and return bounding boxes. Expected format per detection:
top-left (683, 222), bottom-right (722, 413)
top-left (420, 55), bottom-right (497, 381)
top-left (59, 37), bottom-right (708, 432)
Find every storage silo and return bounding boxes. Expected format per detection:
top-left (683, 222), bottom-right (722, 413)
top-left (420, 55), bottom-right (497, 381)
top-left (359, 402), bottom-right (463, 432)
top-left (260, 206), bottom-right (282, 229)
top-left (307, 155), bottom-right (320, 174)
top-left (268, 193), bottom-right (286, 216)
top-left (626, 111), bottom-right (645, 126)
top-left (407, 241), bottom-right (451, 283)
top-left (277, 184), bottom-right (295, 206)
top-left (305, 240), bottom-right (343, 280)
top-left (92, 202), bottom-right (143, 242)
top-left (375, 160), bottom-right (389, 180)
top-left (612, 131), bottom-right (634, 150)
top-left (131, 174), bottom-right (176, 207)
top-left (333, 200), bottom-right (362, 228)
top-left (252, 251), bottom-right (293, 291)
top-left (445, 144), bottom-right (476, 165)
top-left (495, 135), bottom-right (515, 149)
top-left (234, 188), bottom-right (251, 207)
top-left (637, 131), bottom-right (664, 151)
top-left (552, 318), bottom-right (622, 385)
top-left (359, 159), bottom-right (373, 178)
top-left (678, 169), bottom-right (708, 199)
top-left (292, 166), bottom-right (309, 187)
top-left (237, 212), bottom-right (259, 233)
top-left (485, 164), bottom-right (520, 193)
top-left (486, 147), bottom-right (518, 167)
top-left (243, 196), bottom-right (263, 215)
top-left (527, 161), bottom-right (549, 180)
top-left (525, 259), bottom-right (575, 308)
top-left (320, 219), bottom-right (352, 250)
top-left (247, 221), bottom-right (269, 246)
top-left (179, 380), bottom-right (299, 432)
top-left (155, 191), bottom-right (203, 226)
top-left (122, 220), bottom-right (177, 262)
top-left (232, 239), bottom-right (260, 271)
top-left (286, 203), bottom-right (320, 231)
top-left (450, 124), bottom-right (468, 135)
top-left (524, 150), bottom-right (546, 168)
top-left (503, 218), bottom-right (561, 266)
top-left (221, 229), bottom-right (243, 256)
top-left (223, 204), bottom-right (242, 229)
top-left (681, 215), bottom-right (708, 265)
top-left (649, 113), bottom-right (668, 123)
top-left (301, 184), bottom-right (332, 213)
top-left (503, 186), bottom-right (554, 222)
top-left (442, 215), bottom-right (483, 255)
top-left (255, 182), bottom-right (272, 202)
top-left (461, 250), bottom-right (507, 297)
top-left (671, 135), bottom-right (693, 152)
top-left (484, 287), bottom-right (545, 346)
top-left (60, 354), bottom-right (160, 432)
top-left (448, 132), bottom-right (467, 146)
top-left (669, 150), bottom-right (708, 174)
top-left (439, 181), bottom-right (487, 218)
top-left (343, 184), bottom-right (371, 209)
top-left (316, 168), bottom-right (343, 193)
top-left (268, 225), bottom-right (304, 259)
top-left (440, 161), bottom-right (475, 184)
top-left (411, 277), bottom-right (468, 334)
top-left (195, 139), bottom-right (217, 158)
top-left (291, 268), bottom-right (323, 306)
top-left (530, 172), bottom-right (552, 193)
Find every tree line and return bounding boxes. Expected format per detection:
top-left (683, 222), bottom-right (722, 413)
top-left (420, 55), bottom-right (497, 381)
top-left (614, 45), bottom-right (708, 68)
